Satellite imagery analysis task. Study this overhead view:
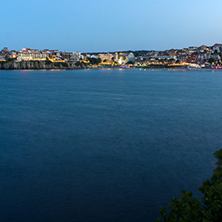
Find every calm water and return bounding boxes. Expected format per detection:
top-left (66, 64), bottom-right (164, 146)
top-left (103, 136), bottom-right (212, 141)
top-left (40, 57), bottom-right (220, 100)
top-left (0, 69), bottom-right (222, 222)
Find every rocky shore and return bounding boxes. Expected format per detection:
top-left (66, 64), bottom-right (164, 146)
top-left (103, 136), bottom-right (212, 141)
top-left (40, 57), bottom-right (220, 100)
top-left (0, 61), bottom-right (88, 70)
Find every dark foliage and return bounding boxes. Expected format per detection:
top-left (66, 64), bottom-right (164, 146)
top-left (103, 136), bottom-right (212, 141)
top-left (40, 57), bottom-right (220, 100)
top-left (156, 149), bottom-right (222, 222)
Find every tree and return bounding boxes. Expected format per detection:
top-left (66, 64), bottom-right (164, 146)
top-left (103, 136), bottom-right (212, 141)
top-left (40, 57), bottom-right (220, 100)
top-left (126, 61), bottom-right (134, 65)
top-left (87, 57), bottom-right (101, 65)
top-left (75, 61), bottom-right (82, 67)
top-left (5, 55), bottom-right (9, 61)
top-left (208, 58), bottom-right (215, 64)
top-left (156, 149), bottom-right (222, 222)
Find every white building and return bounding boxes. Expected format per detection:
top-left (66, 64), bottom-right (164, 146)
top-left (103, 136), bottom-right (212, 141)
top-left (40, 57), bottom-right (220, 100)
top-left (127, 53), bottom-right (135, 63)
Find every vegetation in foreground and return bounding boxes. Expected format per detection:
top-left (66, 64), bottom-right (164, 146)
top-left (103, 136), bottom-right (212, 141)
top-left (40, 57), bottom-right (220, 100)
top-left (156, 149), bottom-right (222, 222)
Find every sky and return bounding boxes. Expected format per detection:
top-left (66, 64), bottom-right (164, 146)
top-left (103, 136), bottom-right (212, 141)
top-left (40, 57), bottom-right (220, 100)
top-left (1, 0), bottom-right (222, 52)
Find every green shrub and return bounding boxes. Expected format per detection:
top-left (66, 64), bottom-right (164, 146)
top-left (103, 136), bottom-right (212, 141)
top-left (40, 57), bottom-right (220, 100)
top-left (54, 62), bottom-right (68, 68)
top-left (75, 61), bottom-right (82, 67)
top-left (156, 149), bottom-right (222, 222)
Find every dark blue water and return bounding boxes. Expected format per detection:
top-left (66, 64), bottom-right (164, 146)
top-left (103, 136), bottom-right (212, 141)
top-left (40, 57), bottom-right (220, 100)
top-left (0, 69), bottom-right (222, 222)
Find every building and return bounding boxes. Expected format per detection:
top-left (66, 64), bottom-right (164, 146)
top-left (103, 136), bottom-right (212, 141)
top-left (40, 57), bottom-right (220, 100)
top-left (127, 53), bottom-right (135, 63)
top-left (212, 44), bottom-right (222, 53)
top-left (99, 53), bottom-right (113, 63)
top-left (17, 48), bottom-right (47, 61)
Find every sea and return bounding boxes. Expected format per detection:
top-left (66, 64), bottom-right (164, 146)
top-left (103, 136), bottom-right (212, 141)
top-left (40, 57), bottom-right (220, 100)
top-left (0, 68), bottom-right (222, 222)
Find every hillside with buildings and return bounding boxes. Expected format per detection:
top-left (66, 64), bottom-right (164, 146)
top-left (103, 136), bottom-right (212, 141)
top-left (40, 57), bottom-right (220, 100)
top-left (0, 44), bottom-right (222, 69)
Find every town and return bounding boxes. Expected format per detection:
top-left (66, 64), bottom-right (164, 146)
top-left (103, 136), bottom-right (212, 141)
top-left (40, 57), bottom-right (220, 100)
top-left (0, 44), bottom-right (222, 69)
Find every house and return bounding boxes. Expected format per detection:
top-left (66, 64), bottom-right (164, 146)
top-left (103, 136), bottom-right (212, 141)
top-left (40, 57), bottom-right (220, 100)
top-left (212, 44), bottom-right (222, 53)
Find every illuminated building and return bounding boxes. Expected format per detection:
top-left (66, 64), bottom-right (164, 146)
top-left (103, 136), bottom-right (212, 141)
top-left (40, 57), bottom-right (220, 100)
top-left (127, 53), bottom-right (135, 63)
top-left (99, 53), bottom-right (113, 63)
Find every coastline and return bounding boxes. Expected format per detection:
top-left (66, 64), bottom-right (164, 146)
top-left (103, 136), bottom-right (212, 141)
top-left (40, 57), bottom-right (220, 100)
top-left (0, 61), bottom-right (88, 70)
top-left (0, 61), bottom-right (213, 71)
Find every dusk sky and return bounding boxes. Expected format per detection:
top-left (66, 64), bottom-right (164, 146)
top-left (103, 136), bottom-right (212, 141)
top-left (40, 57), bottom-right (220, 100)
top-left (1, 0), bottom-right (222, 52)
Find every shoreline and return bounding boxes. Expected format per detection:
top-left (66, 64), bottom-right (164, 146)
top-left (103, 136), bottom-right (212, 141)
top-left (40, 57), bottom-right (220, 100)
top-left (0, 61), bottom-right (214, 71)
top-left (0, 67), bottom-right (214, 71)
top-left (0, 60), bottom-right (88, 70)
